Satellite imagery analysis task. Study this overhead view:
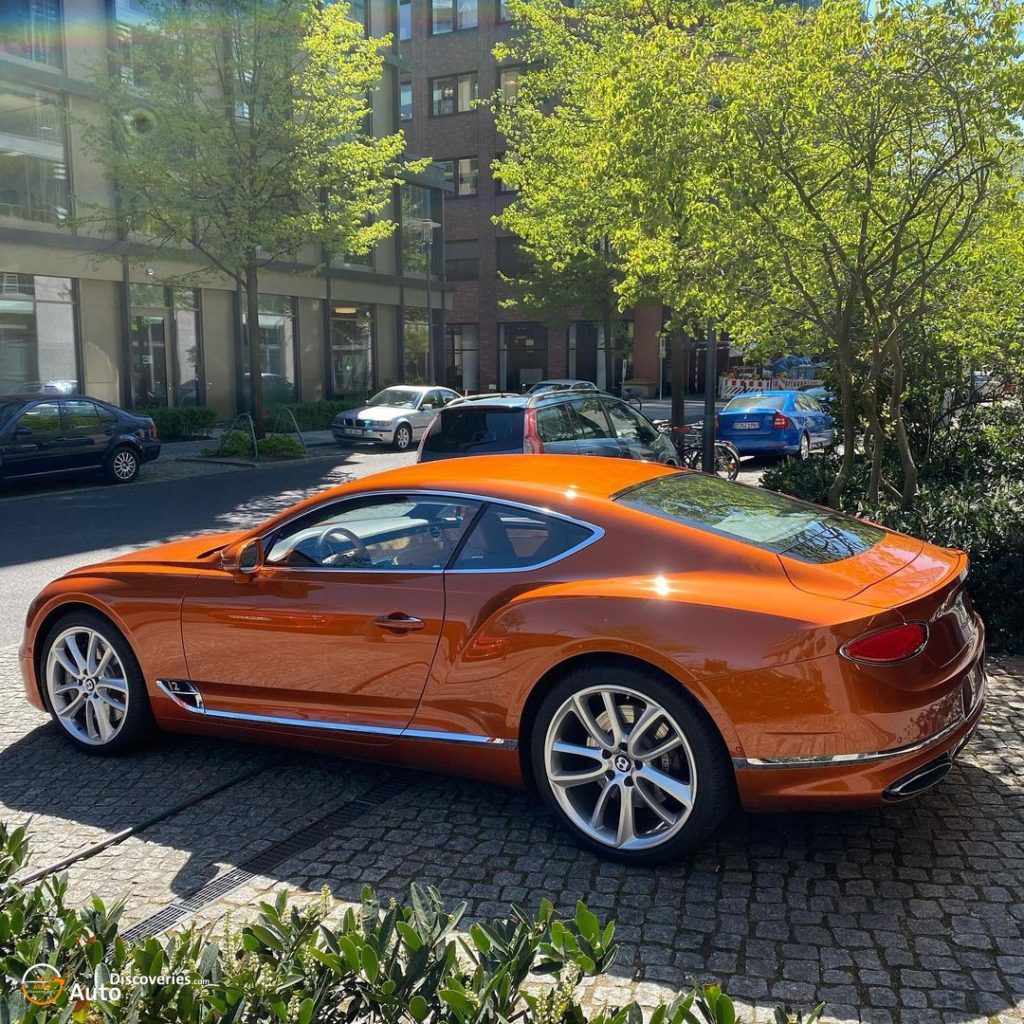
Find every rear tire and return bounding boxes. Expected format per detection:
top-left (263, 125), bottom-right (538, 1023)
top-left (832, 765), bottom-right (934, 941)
top-left (796, 433), bottom-right (811, 461)
top-left (40, 610), bottom-right (153, 755)
top-left (106, 445), bottom-right (140, 484)
top-left (531, 664), bottom-right (734, 864)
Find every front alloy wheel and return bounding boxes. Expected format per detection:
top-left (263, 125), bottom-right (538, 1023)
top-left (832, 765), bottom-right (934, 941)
top-left (42, 612), bottom-right (152, 753)
top-left (533, 668), bottom-right (733, 863)
top-left (393, 424), bottom-right (413, 451)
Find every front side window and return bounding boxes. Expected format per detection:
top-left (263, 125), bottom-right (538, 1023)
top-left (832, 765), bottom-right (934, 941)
top-left (615, 473), bottom-right (886, 564)
top-left (604, 399), bottom-right (658, 445)
top-left (0, 85), bottom-right (68, 223)
top-left (431, 73), bottom-right (477, 115)
top-left (265, 495), bottom-right (481, 570)
top-left (453, 504), bottom-right (593, 570)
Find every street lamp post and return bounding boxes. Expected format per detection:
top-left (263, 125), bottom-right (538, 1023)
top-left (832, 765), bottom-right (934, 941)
top-left (412, 219), bottom-right (442, 382)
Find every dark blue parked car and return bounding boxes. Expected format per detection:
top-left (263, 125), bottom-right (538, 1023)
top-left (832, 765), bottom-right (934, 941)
top-left (0, 395), bottom-right (160, 486)
top-left (717, 390), bottom-right (833, 458)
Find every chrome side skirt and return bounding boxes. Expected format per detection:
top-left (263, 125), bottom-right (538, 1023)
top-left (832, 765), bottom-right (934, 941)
top-left (155, 680), bottom-right (518, 751)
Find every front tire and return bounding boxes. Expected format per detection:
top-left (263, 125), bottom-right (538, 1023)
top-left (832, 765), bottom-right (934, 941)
top-left (392, 423), bottom-right (413, 451)
top-left (531, 665), bottom-right (734, 864)
top-left (41, 611), bottom-right (153, 754)
top-left (106, 445), bottom-right (140, 483)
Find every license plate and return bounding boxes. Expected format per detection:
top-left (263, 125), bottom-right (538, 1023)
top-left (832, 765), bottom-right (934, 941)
top-left (734, 421), bottom-right (760, 430)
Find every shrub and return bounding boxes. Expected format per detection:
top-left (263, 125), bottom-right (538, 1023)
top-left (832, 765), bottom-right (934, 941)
top-left (0, 823), bottom-right (819, 1024)
top-left (258, 434), bottom-right (304, 459)
top-left (201, 431), bottom-right (304, 460)
top-left (131, 405), bottom-right (218, 442)
top-left (267, 397), bottom-right (362, 431)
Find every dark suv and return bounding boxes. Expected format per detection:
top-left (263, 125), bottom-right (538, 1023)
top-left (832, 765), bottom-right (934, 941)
top-left (417, 391), bottom-right (678, 464)
top-left (0, 395), bottom-right (160, 486)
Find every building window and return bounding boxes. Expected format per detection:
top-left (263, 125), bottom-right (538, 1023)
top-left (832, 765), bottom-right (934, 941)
top-left (240, 294), bottom-right (298, 409)
top-left (445, 324), bottom-right (478, 391)
top-left (431, 72), bottom-right (477, 116)
top-left (128, 284), bottom-right (203, 407)
top-left (0, 273), bottom-right (77, 394)
top-left (401, 184), bottom-right (440, 275)
top-left (441, 156), bottom-right (478, 197)
top-left (331, 303), bottom-right (374, 396)
top-left (400, 77), bottom-right (412, 120)
top-left (496, 236), bottom-right (532, 277)
top-left (347, 0), bottom-right (368, 31)
top-left (499, 67), bottom-right (522, 103)
top-left (497, 0), bottom-right (511, 22)
top-left (430, 0), bottom-right (477, 33)
top-left (0, 0), bottom-right (63, 68)
top-left (495, 151), bottom-right (516, 193)
top-left (403, 306), bottom-right (430, 384)
top-left (500, 322), bottom-right (547, 391)
top-left (399, 0), bottom-right (411, 38)
top-left (0, 85), bottom-right (69, 224)
top-left (445, 256), bottom-right (479, 280)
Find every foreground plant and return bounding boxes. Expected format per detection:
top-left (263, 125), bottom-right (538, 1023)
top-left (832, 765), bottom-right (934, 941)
top-left (0, 823), bottom-right (821, 1023)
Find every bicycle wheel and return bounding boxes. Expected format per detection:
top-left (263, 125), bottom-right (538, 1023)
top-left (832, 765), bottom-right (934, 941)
top-left (715, 444), bottom-right (741, 481)
top-left (627, 394), bottom-right (643, 412)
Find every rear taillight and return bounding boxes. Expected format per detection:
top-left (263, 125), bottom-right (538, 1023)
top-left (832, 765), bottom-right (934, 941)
top-left (841, 622), bottom-right (929, 664)
top-left (772, 412), bottom-right (791, 430)
top-left (149, 420), bottom-right (158, 439)
top-left (523, 408), bottom-right (544, 454)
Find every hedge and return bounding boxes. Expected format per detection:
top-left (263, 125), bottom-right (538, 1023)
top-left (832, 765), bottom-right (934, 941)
top-left (266, 397), bottom-right (364, 432)
top-left (131, 406), bottom-right (218, 442)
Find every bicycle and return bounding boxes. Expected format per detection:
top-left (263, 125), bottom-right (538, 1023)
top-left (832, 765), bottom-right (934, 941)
top-left (655, 420), bottom-right (741, 480)
top-left (619, 386), bottom-right (643, 412)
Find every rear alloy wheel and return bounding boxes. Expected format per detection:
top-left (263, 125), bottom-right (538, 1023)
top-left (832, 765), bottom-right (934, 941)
top-left (392, 423), bottom-right (413, 451)
top-left (41, 611), bottom-right (153, 754)
top-left (532, 667), bottom-right (733, 863)
top-left (106, 445), bottom-right (140, 483)
top-left (797, 433), bottom-right (811, 460)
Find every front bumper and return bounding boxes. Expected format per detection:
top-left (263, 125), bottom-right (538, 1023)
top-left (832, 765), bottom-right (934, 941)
top-left (332, 426), bottom-right (391, 444)
top-left (735, 661), bottom-right (986, 811)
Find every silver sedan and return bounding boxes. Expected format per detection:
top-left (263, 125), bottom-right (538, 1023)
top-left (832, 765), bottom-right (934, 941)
top-left (332, 385), bottom-right (461, 451)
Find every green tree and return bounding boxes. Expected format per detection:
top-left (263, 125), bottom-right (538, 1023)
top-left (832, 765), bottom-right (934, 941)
top-left (498, 0), bottom-right (1024, 505)
top-left (85, 0), bottom-right (417, 431)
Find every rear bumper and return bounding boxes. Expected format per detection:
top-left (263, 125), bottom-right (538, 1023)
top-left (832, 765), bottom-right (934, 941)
top-left (141, 441), bottom-right (161, 462)
top-left (721, 434), bottom-right (797, 455)
top-left (735, 658), bottom-right (986, 811)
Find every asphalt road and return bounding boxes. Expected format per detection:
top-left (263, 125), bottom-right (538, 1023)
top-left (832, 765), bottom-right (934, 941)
top-left (0, 448), bottom-right (414, 651)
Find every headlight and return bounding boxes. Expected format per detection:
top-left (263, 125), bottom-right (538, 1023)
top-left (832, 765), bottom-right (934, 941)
top-left (367, 420), bottom-right (390, 429)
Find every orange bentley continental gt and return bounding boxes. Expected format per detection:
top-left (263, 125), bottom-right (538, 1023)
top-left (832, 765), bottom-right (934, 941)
top-left (20, 457), bottom-right (985, 863)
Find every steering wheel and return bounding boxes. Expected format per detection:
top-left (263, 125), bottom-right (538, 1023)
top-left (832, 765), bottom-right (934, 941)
top-left (314, 525), bottom-right (373, 567)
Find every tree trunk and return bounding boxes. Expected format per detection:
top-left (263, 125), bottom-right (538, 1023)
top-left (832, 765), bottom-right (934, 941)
top-left (862, 382), bottom-right (885, 504)
top-left (890, 344), bottom-right (918, 507)
top-left (670, 321), bottom-right (686, 427)
top-left (245, 259), bottom-right (264, 441)
top-left (603, 290), bottom-right (615, 393)
top-left (827, 335), bottom-right (857, 509)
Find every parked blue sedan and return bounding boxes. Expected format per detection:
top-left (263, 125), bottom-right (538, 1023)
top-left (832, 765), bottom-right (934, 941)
top-left (717, 390), bottom-right (833, 458)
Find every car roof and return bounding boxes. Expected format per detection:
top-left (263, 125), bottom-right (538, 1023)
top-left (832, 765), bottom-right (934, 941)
top-left (374, 384), bottom-right (442, 394)
top-left (259, 455), bottom-right (675, 533)
top-left (438, 390), bottom-right (619, 410)
top-left (1, 393), bottom-right (92, 402)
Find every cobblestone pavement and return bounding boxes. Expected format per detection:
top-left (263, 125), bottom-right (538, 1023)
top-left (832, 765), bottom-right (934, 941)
top-left (2, 631), bottom-right (1022, 1023)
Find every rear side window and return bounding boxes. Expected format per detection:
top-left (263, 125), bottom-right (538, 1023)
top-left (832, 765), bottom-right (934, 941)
top-left (725, 395), bottom-right (788, 412)
top-left (453, 504), bottom-right (593, 570)
top-left (421, 407), bottom-right (525, 454)
top-left (569, 396), bottom-right (611, 438)
top-left (615, 473), bottom-right (884, 564)
top-left (64, 399), bottom-right (100, 432)
top-left (536, 403), bottom-right (577, 443)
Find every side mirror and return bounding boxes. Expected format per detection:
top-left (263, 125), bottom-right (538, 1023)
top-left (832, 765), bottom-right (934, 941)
top-left (221, 538), bottom-right (263, 577)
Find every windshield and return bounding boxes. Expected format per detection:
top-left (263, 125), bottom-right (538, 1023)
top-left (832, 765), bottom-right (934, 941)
top-left (367, 388), bottom-right (421, 409)
top-left (725, 394), bottom-right (788, 412)
top-left (615, 473), bottom-right (885, 564)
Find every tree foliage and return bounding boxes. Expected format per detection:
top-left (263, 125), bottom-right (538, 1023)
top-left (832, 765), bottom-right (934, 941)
top-left (497, 0), bottom-right (1024, 505)
top-left (84, 0), bottom-right (418, 429)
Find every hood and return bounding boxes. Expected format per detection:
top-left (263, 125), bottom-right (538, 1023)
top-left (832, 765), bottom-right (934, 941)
top-left (343, 405), bottom-right (412, 421)
top-left (71, 530), bottom-right (245, 574)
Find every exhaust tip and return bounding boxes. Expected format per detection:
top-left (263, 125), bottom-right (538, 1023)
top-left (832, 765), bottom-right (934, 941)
top-left (883, 755), bottom-right (952, 801)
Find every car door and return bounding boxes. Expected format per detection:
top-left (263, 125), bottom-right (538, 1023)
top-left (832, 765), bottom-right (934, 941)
top-left (412, 390), bottom-right (443, 436)
top-left (567, 395), bottom-right (623, 458)
top-left (180, 494), bottom-right (481, 739)
top-left (1, 400), bottom-right (67, 478)
top-left (803, 395), bottom-right (833, 446)
top-left (535, 400), bottom-right (580, 454)
top-left (61, 399), bottom-right (114, 471)
top-left (602, 398), bottom-right (663, 461)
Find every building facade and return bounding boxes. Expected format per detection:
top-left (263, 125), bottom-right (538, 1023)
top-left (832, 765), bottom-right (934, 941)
top-left (397, 0), bottom-right (666, 394)
top-left (0, 0), bottom-right (449, 417)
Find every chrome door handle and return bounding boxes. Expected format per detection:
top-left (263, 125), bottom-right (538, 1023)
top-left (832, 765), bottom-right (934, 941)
top-left (374, 613), bottom-right (425, 632)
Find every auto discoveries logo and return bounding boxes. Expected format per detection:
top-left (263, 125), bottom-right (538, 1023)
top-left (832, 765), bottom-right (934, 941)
top-left (20, 964), bottom-right (65, 1006)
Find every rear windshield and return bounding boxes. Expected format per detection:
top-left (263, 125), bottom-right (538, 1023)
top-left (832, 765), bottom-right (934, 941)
top-left (725, 395), bottom-right (788, 412)
top-left (422, 407), bottom-right (525, 454)
top-left (614, 473), bottom-right (885, 564)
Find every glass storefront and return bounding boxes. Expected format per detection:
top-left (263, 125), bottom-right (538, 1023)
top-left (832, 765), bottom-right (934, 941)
top-left (500, 323), bottom-right (547, 392)
top-left (331, 302), bottom-right (373, 396)
top-left (403, 306), bottom-right (430, 384)
top-left (400, 184), bottom-right (441, 276)
top-left (445, 324), bottom-right (478, 392)
top-left (0, 0), bottom-right (63, 68)
top-left (128, 284), bottom-right (203, 408)
top-left (0, 272), bottom-right (77, 393)
top-left (0, 84), bottom-right (69, 223)
top-left (241, 293), bottom-right (297, 407)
